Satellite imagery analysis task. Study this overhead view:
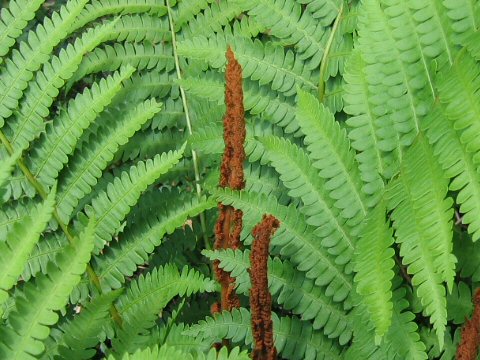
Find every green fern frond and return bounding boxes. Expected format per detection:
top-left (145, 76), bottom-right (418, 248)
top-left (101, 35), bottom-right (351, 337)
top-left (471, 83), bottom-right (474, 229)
top-left (446, 281), bottom-right (473, 325)
top-left (95, 193), bottom-right (215, 290)
top-left (0, 0), bottom-right (45, 62)
top-left (234, 0), bottom-right (329, 70)
top-left (112, 264), bottom-right (216, 353)
top-left (0, 198), bottom-right (31, 239)
top-left (353, 201), bottom-right (394, 338)
top-left (0, 0), bottom-right (89, 124)
top-left (296, 89), bottom-right (367, 226)
top-left (81, 145), bottom-right (185, 252)
top-left (53, 290), bottom-right (122, 360)
top-left (443, 0), bottom-right (479, 44)
top-left (23, 233), bottom-right (67, 281)
top-left (211, 188), bottom-right (352, 302)
top-left (343, 50), bottom-right (387, 204)
top-left (173, 0), bottom-right (214, 31)
top-left (75, 0), bottom-right (169, 30)
top-left (29, 65), bottom-right (136, 189)
top-left (104, 14), bottom-right (170, 44)
top-left (70, 42), bottom-right (174, 85)
top-left (204, 248), bottom-right (353, 344)
top-left (185, 308), bottom-right (343, 360)
top-left (0, 188), bottom-right (55, 308)
top-left (433, 51), bottom-right (480, 240)
top-left (177, 32), bottom-right (317, 97)
top-left (6, 20), bottom-right (118, 152)
top-left (56, 99), bottom-right (162, 223)
top-left (0, 149), bottom-right (20, 198)
top-left (0, 218), bottom-right (95, 359)
top-left (257, 135), bottom-right (355, 263)
top-left (386, 134), bottom-right (455, 347)
top-left (180, 2), bottom-right (243, 38)
top-left (298, 0), bottom-right (342, 27)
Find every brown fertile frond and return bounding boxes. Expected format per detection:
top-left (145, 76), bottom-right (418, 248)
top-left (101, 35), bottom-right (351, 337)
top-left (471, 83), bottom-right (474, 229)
top-left (457, 288), bottom-right (480, 360)
top-left (212, 46), bottom-right (246, 314)
top-left (250, 215), bottom-right (280, 360)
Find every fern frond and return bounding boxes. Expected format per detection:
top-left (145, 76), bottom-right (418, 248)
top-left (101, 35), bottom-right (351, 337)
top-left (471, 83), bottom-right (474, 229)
top-left (181, 2), bottom-right (243, 38)
top-left (386, 134), bottom-right (455, 346)
top-left (104, 14), bottom-right (170, 44)
top-left (29, 66), bottom-right (136, 189)
top-left (81, 146), bottom-right (185, 252)
top-left (56, 99), bottom-right (162, 223)
top-left (6, 20), bottom-right (117, 152)
top-left (186, 308), bottom-right (343, 360)
top-left (53, 290), bottom-right (122, 360)
top-left (148, 322), bottom-right (210, 356)
top-left (112, 264), bottom-right (216, 353)
top-left (296, 89), bottom-right (367, 226)
top-left (0, 0), bottom-right (45, 62)
top-left (353, 200), bottom-right (394, 338)
top-left (75, 0), bottom-right (168, 30)
top-left (298, 0), bottom-right (342, 26)
top-left (234, 0), bottom-right (329, 70)
top-left (0, 219), bottom-right (95, 359)
top-left (447, 281), bottom-right (473, 325)
top-left (434, 51), bottom-right (480, 240)
top-left (70, 42), bottom-right (174, 85)
top-left (173, 0), bottom-right (214, 31)
top-left (0, 0), bottom-right (89, 124)
top-left (257, 135), bottom-right (355, 262)
top-left (211, 188), bottom-right (352, 302)
top-left (343, 50), bottom-right (386, 204)
top-left (95, 193), bottom-right (215, 290)
top-left (23, 233), bottom-right (67, 281)
top-left (177, 33), bottom-right (317, 97)
top-left (0, 189), bottom-right (55, 308)
top-left (0, 197), bottom-right (31, 239)
top-left (443, 0), bottom-right (479, 44)
top-left (0, 149), bottom-right (20, 198)
top-left (204, 248), bottom-right (353, 344)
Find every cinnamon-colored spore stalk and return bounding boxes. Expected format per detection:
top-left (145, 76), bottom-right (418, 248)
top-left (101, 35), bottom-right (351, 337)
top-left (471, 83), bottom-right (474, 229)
top-left (213, 46), bottom-right (246, 312)
top-left (250, 215), bottom-right (280, 360)
top-left (457, 288), bottom-right (480, 360)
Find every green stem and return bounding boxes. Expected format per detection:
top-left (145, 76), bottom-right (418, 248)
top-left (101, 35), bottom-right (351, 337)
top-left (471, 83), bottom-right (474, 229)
top-left (318, 1), bottom-right (344, 102)
top-left (0, 130), bottom-right (123, 327)
top-left (166, 0), bottom-right (211, 251)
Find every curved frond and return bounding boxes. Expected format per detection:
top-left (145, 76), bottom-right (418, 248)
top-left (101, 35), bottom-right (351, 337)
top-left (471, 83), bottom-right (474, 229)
top-left (113, 264), bottom-right (216, 353)
top-left (258, 135), bottom-right (355, 263)
top-left (5, 20), bottom-right (117, 151)
top-left (0, 189), bottom-right (55, 308)
top-left (353, 201), bottom-right (395, 338)
top-left (296, 89), bottom-right (366, 226)
top-left (0, 0), bottom-right (45, 61)
top-left (95, 193), bottom-right (215, 290)
top-left (56, 99), bottom-right (162, 222)
top-left (30, 65), bottom-right (136, 189)
top-left (80, 146), bottom-right (186, 252)
top-left (0, 0), bottom-right (89, 124)
top-left (386, 134), bottom-right (454, 346)
top-left (0, 219), bottom-right (95, 359)
top-left (443, 0), bottom-right (479, 44)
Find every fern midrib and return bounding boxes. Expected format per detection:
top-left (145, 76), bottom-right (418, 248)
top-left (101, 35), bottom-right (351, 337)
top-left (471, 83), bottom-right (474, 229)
top-left (430, 0), bottom-right (454, 65)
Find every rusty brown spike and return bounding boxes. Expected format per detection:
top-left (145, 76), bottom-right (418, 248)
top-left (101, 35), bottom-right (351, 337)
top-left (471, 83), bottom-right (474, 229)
top-left (250, 215), bottom-right (280, 360)
top-left (213, 47), bottom-right (246, 313)
top-left (457, 289), bottom-right (480, 360)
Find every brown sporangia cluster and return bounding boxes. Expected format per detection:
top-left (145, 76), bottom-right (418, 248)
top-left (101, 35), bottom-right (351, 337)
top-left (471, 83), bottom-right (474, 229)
top-left (213, 46), bottom-right (246, 313)
top-left (457, 288), bottom-right (480, 360)
top-left (249, 215), bottom-right (280, 360)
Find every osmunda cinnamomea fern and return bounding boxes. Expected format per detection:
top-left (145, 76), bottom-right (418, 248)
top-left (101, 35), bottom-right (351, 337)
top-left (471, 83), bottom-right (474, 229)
top-left (1, 0), bottom-right (480, 359)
